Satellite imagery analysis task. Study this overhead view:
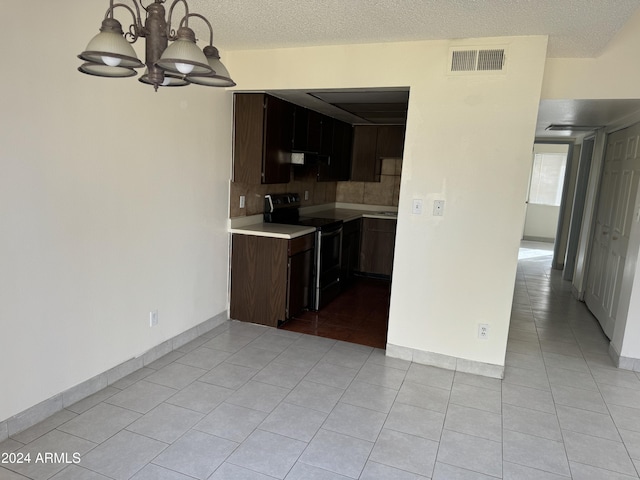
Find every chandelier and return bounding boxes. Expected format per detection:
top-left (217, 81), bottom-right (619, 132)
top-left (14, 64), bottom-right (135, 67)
top-left (78, 0), bottom-right (235, 91)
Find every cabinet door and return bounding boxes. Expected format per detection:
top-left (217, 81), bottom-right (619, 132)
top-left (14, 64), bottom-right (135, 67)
top-left (376, 125), bottom-right (405, 158)
top-left (351, 126), bottom-right (380, 182)
top-left (233, 93), bottom-right (266, 184)
top-left (288, 249), bottom-right (313, 318)
top-left (330, 120), bottom-right (353, 182)
top-left (263, 95), bottom-right (294, 184)
top-left (359, 218), bottom-right (397, 277)
top-left (230, 235), bottom-right (288, 327)
top-left (293, 107), bottom-right (322, 153)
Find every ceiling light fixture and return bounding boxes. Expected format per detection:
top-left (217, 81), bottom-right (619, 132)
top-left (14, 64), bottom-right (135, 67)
top-left (78, 0), bottom-right (235, 91)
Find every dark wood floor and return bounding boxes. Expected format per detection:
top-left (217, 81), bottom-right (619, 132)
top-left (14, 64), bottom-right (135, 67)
top-left (280, 277), bottom-right (391, 349)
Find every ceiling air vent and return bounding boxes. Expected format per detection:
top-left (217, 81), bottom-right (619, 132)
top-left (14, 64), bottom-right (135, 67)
top-left (449, 47), bottom-right (507, 74)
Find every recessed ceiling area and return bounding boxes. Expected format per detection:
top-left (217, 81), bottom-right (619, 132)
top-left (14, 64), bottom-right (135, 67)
top-left (270, 88), bottom-right (410, 125)
top-left (536, 99), bottom-right (640, 138)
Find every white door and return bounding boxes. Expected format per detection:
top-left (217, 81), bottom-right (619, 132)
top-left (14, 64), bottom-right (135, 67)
top-left (585, 123), bottom-right (640, 338)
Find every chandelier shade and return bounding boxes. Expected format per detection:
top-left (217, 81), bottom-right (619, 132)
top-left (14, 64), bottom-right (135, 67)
top-left (186, 46), bottom-right (236, 87)
top-left (155, 27), bottom-right (213, 76)
top-left (78, 62), bottom-right (137, 78)
top-left (78, 18), bottom-right (144, 69)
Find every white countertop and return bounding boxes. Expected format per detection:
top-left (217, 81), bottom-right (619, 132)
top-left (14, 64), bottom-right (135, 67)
top-left (310, 208), bottom-right (398, 222)
top-left (229, 205), bottom-right (397, 239)
top-left (229, 223), bottom-right (316, 239)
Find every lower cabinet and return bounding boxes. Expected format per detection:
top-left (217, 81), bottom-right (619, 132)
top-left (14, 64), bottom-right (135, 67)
top-left (359, 218), bottom-right (397, 277)
top-left (230, 233), bottom-right (314, 327)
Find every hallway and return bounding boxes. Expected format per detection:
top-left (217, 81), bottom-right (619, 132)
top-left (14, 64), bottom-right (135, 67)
top-left (1, 242), bottom-right (639, 479)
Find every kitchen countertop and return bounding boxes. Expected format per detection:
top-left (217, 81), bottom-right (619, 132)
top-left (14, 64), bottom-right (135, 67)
top-left (229, 207), bottom-right (397, 239)
top-left (229, 223), bottom-right (316, 239)
top-left (310, 208), bottom-right (398, 222)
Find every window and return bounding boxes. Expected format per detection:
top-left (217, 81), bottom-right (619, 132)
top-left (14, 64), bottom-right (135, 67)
top-left (528, 148), bottom-right (568, 206)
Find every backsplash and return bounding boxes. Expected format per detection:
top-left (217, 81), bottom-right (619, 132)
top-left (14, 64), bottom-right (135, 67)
top-left (229, 158), bottom-right (402, 218)
top-left (229, 168), bottom-right (337, 218)
top-left (336, 158), bottom-right (402, 206)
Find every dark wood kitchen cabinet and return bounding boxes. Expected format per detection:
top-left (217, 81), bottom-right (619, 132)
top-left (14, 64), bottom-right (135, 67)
top-left (293, 107), bottom-right (322, 153)
top-left (230, 233), bottom-right (314, 327)
top-left (350, 125), bottom-right (405, 182)
top-left (233, 93), bottom-right (294, 184)
top-left (359, 217), bottom-right (397, 277)
top-left (320, 119), bottom-right (352, 182)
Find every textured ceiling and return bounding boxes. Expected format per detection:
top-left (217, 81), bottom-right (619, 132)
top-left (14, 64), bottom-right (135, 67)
top-left (186, 0), bottom-right (640, 58)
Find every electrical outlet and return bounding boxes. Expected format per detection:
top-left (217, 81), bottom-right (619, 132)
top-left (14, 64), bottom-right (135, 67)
top-left (304, 190), bottom-right (309, 201)
top-left (239, 195), bottom-right (246, 209)
top-left (478, 323), bottom-right (489, 339)
top-left (150, 310), bottom-right (158, 327)
top-left (433, 200), bottom-right (445, 216)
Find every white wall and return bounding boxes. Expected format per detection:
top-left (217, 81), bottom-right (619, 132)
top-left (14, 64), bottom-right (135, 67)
top-left (523, 204), bottom-right (560, 241)
top-left (226, 35), bottom-right (548, 370)
top-left (0, 2), bottom-right (233, 421)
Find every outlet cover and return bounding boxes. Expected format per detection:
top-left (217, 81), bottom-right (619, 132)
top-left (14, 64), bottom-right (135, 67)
top-left (150, 310), bottom-right (158, 327)
top-left (239, 195), bottom-right (246, 209)
top-left (478, 323), bottom-right (489, 339)
top-left (433, 200), bottom-right (445, 216)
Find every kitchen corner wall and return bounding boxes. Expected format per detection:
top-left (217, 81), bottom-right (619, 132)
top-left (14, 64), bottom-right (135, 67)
top-left (337, 158), bottom-right (402, 206)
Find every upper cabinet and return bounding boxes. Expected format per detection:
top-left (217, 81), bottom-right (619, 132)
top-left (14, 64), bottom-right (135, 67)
top-left (351, 125), bottom-right (405, 182)
top-left (293, 107), bottom-right (322, 153)
top-left (233, 92), bottom-right (404, 185)
top-left (376, 125), bottom-right (405, 158)
top-left (233, 93), bottom-right (294, 184)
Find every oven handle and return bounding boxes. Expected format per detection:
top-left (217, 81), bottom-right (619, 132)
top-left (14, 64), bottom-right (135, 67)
top-left (265, 194), bottom-right (274, 213)
top-left (321, 225), bottom-right (343, 238)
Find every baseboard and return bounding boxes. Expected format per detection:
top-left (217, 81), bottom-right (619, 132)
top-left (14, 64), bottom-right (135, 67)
top-left (386, 343), bottom-right (504, 379)
top-left (522, 235), bottom-right (555, 243)
top-left (609, 343), bottom-right (640, 372)
top-left (0, 311), bottom-right (229, 442)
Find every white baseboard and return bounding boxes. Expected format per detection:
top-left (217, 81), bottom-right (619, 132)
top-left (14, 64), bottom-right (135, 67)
top-left (0, 311), bottom-right (229, 442)
top-left (609, 343), bottom-right (640, 372)
top-left (386, 343), bottom-right (504, 379)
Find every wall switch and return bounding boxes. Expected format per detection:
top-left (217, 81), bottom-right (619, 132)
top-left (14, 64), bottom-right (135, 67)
top-left (412, 199), bottom-right (423, 215)
top-left (304, 191), bottom-right (309, 201)
top-left (433, 200), bottom-right (445, 216)
top-left (239, 195), bottom-right (246, 209)
top-left (478, 323), bottom-right (489, 339)
top-left (150, 310), bottom-right (158, 327)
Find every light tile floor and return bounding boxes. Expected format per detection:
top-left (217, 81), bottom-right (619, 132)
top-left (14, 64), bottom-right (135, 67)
top-left (2, 241), bottom-right (640, 479)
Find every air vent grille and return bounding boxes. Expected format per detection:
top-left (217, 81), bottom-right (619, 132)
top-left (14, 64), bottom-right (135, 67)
top-left (451, 50), bottom-right (478, 72)
top-left (449, 48), bottom-right (506, 74)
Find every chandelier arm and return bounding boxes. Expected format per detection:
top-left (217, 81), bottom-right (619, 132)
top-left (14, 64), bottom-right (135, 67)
top-left (180, 13), bottom-right (214, 45)
top-left (105, 2), bottom-right (144, 41)
top-left (166, 0), bottom-right (190, 39)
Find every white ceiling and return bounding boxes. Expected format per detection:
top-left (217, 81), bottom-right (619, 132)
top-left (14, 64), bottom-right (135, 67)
top-left (191, 0), bottom-right (640, 58)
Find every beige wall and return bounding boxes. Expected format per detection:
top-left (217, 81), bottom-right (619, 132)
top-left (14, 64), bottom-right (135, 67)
top-left (0, 2), bottom-right (233, 421)
top-left (226, 35), bottom-right (548, 370)
top-left (542, 8), bottom-right (640, 100)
